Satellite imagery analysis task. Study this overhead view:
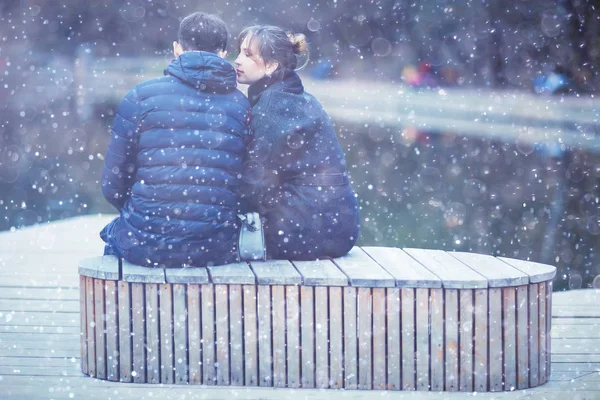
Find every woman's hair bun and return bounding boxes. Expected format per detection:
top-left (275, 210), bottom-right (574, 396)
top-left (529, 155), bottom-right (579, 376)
top-left (288, 32), bottom-right (308, 55)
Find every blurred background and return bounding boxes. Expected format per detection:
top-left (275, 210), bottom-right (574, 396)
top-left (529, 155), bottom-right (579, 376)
top-left (1, 0), bottom-right (599, 290)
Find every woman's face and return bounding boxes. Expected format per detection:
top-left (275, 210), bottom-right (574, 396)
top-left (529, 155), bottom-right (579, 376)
top-left (234, 36), bottom-right (270, 85)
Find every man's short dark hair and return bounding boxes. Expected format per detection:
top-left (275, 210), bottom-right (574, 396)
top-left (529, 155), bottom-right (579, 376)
top-left (178, 12), bottom-right (228, 53)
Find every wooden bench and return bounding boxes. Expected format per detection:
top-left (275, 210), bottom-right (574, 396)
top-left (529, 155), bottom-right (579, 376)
top-left (78, 247), bottom-right (556, 391)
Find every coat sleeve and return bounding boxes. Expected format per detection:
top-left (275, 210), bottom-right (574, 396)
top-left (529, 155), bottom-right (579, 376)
top-left (101, 88), bottom-right (140, 211)
top-left (239, 112), bottom-right (287, 214)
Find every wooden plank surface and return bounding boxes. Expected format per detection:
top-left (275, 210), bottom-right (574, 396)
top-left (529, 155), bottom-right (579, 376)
top-left (474, 288), bottom-right (488, 391)
top-left (94, 279), bottom-right (106, 379)
top-left (201, 285), bottom-right (216, 385)
top-left (145, 284), bottom-right (160, 383)
top-left (257, 285), bottom-right (272, 386)
top-left (117, 281), bottom-right (131, 382)
top-left (315, 286), bottom-right (329, 388)
top-left (343, 287), bottom-right (357, 389)
top-left (215, 284), bottom-right (230, 386)
top-left (187, 285), bottom-right (201, 384)
top-left (401, 288), bottom-right (415, 390)
top-left (489, 288), bottom-right (502, 391)
top-left (79, 275), bottom-right (88, 376)
top-left (329, 287), bottom-right (343, 389)
top-left (333, 247), bottom-right (395, 287)
top-left (86, 277), bottom-right (96, 378)
top-left (165, 267), bottom-right (209, 284)
top-left (292, 259), bottom-right (347, 286)
top-left (445, 289), bottom-right (459, 391)
top-left (229, 284), bottom-right (244, 386)
top-left (539, 283), bottom-right (548, 384)
top-left (503, 287), bottom-right (517, 391)
top-left (386, 288), bottom-right (401, 390)
top-left (159, 283), bottom-right (173, 384)
top-left (372, 288), bottom-right (386, 390)
top-left (529, 283), bottom-right (540, 387)
top-left (499, 257), bottom-right (557, 283)
top-left (122, 261), bottom-right (165, 283)
top-left (78, 256), bottom-right (120, 280)
top-left (517, 285), bottom-right (529, 389)
top-left (450, 252), bottom-right (529, 287)
top-left (173, 284), bottom-right (188, 384)
top-left (415, 288), bottom-right (429, 390)
top-left (358, 287), bottom-right (373, 389)
top-left (272, 285), bottom-right (286, 388)
top-left (301, 286), bottom-right (316, 388)
top-left (286, 285), bottom-right (301, 388)
top-left (362, 247), bottom-right (442, 288)
top-left (250, 260), bottom-right (302, 285)
top-left (208, 262), bottom-right (255, 285)
top-left (104, 280), bottom-right (118, 381)
top-left (430, 288), bottom-right (444, 391)
top-left (404, 249), bottom-right (487, 289)
top-left (243, 285), bottom-right (258, 386)
top-left (131, 283), bottom-right (145, 383)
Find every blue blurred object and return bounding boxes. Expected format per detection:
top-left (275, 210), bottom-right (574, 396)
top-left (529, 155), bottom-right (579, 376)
top-left (309, 58), bottom-right (335, 79)
top-left (533, 66), bottom-right (576, 95)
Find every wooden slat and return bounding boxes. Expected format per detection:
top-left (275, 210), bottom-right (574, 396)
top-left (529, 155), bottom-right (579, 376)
top-left (401, 288), bottom-right (415, 390)
top-left (165, 267), bottom-right (209, 284)
top-left (257, 285), bottom-right (272, 386)
top-left (292, 259), bottom-right (347, 286)
top-left (187, 285), bottom-right (201, 384)
top-left (229, 284), bottom-right (244, 386)
top-left (215, 284), bottom-right (230, 386)
top-left (415, 288), bottom-right (429, 390)
top-left (445, 289), bottom-right (459, 391)
top-left (208, 262), bottom-right (255, 285)
top-left (105, 280), bottom-right (118, 381)
top-left (301, 286), bottom-right (315, 388)
top-left (201, 285), bottom-right (216, 385)
top-left (499, 257), bottom-right (557, 283)
top-left (334, 247), bottom-right (395, 287)
top-left (251, 260), bottom-right (302, 285)
top-left (474, 289), bottom-right (488, 391)
top-left (430, 288), bottom-right (444, 391)
top-left (547, 281), bottom-right (552, 379)
top-left (329, 286), bottom-right (343, 389)
top-left (386, 288), bottom-right (401, 390)
top-left (131, 283), bottom-right (145, 383)
top-left (489, 288), bottom-right (502, 391)
top-left (450, 252), bottom-right (529, 287)
top-left (122, 261), bottom-right (165, 283)
top-left (358, 287), bottom-right (373, 389)
top-left (315, 286), bottom-right (329, 388)
top-left (80, 275), bottom-right (88, 375)
top-left (362, 247), bottom-right (442, 288)
top-left (286, 285), bottom-right (301, 388)
top-left (272, 285), bottom-right (286, 388)
top-left (343, 287), bottom-right (360, 390)
top-left (173, 284), bottom-right (188, 384)
top-left (117, 281), bottom-right (131, 382)
top-left (405, 249), bottom-right (487, 289)
top-left (517, 285), bottom-right (529, 389)
top-left (94, 279), bottom-right (106, 380)
top-left (145, 284), bottom-right (160, 383)
top-left (372, 288), bottom-right (386, 390)
top-left (159, 283), bottom-right (173, 384)
top-left (539, 282), bottom-right (548, 384)
top-left (78, 256), bottom-right (120, 280)
top-left (86, 277), bottom-right (96, 378)
top-left (503, 287), bottom-right (517, 391)
top-left (243, 285), bottom-right (258, 386)
top-left (529, 283), bottom-right (540, 387)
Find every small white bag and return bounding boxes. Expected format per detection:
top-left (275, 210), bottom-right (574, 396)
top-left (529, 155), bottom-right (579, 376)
top-left (237, 212), bottom-right (267, 261)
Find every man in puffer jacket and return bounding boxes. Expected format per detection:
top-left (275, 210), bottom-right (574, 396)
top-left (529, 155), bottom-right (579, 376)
top-left (100, 12), bottom-right (250, 268)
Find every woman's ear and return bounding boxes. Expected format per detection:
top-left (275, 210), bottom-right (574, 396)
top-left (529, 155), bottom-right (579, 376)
top-left (173, 41), bottom-right (183, 57)
top-left (265, 61), bottom-right (279, 77)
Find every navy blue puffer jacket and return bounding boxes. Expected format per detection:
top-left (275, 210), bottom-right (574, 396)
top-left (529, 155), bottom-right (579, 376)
top-left (100, 51), bottom-right (250, 267)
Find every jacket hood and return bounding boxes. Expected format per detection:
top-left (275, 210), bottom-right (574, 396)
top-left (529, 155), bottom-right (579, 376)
top-left (165, 51), bottom-right (237, 92)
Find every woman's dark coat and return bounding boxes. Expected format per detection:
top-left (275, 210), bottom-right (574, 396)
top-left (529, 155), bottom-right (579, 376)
top-left (242, 70), bottom-right (359, 260)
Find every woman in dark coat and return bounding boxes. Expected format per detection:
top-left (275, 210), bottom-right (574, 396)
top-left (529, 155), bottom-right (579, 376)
top-left (234, 25), bottom-right (359, 260)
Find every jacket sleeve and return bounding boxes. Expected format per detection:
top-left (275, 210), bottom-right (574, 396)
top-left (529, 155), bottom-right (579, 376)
top-left (239, 112), bottom-right (287, 214)
top-left (101, 88), bottom-right (140, 211)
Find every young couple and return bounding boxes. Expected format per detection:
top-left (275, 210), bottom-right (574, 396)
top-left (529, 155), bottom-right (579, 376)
top-left (100, 12), bottom-right (360, 268)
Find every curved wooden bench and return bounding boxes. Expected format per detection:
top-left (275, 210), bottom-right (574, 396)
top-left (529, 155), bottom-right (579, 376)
top-left (78, 247), bottom-right (556, 391)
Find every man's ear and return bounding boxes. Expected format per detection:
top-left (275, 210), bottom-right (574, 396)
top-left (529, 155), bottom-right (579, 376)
top-left (265, 61), bottom-right (279, 76)
top-left (217, 49), bottom-right (227, 58)
top-left (173, 41), bottom-right (183, 57)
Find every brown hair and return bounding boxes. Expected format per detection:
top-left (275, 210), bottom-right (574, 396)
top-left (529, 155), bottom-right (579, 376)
top-left (238, 25), bottom-right (309, 79)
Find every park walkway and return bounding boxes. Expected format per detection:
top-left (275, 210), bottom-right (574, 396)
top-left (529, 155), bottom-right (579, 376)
top-left (0, 215), bottom-right (599, 399)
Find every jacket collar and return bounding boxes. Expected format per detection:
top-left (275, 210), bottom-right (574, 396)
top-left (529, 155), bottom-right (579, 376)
top-left (247, 69), bottom-right (304, 106)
